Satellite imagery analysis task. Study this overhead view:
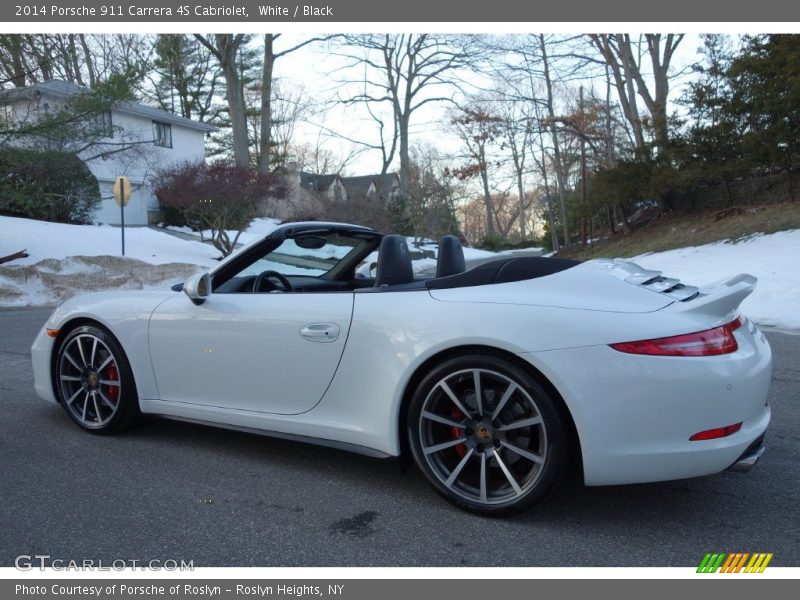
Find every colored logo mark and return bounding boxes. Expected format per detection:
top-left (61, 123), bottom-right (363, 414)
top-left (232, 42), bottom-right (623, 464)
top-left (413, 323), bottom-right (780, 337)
top-left (697, 552), bottom-right (773, 573)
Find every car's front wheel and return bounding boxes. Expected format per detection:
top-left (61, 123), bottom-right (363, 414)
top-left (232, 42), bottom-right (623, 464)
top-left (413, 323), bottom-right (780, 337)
top-left (55, 325), bottom-right (140, 434)
top-left (408, 354), bottom-right (569, 515)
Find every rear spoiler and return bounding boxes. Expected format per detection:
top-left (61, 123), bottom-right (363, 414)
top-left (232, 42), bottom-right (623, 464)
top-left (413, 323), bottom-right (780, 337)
top-left (601, 259), bottom-right (757, 322)
top-left (668, 274), bottom-right (757, 322)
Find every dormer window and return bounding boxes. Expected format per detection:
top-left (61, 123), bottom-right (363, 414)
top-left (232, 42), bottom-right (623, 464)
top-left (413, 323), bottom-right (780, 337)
top-left (153, 121), bottom-right (172, 148)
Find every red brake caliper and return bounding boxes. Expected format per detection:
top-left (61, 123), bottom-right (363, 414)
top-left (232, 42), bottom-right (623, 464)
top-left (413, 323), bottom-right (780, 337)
top-left (449, 407), bottom-right (467, 458)
top-left (105, 364), bottom-right (119, 402)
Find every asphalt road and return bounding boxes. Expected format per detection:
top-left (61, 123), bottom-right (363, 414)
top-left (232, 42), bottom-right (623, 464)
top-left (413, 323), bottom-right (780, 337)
top-left (1, 307), bottom-right (798, 567)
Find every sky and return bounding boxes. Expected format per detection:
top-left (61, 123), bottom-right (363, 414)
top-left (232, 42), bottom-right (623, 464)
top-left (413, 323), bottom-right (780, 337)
top-left (268, 33), bottom-right (706, 181)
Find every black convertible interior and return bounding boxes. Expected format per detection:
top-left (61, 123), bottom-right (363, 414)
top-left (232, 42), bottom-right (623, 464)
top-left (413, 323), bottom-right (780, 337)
top-left (204, 224), bottom-right (579, 295)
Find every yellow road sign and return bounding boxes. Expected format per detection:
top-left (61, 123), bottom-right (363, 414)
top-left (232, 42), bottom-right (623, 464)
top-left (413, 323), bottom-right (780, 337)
top-left (113, 176), bottom-right (131, 207)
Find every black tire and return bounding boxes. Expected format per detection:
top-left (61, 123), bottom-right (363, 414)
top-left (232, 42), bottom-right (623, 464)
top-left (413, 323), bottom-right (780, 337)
top-left (55, 324), bottom-right (140, 434)
top-left (407, 353), bottom-right (569, 516)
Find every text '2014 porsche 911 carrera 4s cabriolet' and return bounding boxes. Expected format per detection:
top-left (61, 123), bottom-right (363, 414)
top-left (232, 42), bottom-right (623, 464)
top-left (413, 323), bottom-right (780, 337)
top-left (31, 222), bottom-right (772, 515)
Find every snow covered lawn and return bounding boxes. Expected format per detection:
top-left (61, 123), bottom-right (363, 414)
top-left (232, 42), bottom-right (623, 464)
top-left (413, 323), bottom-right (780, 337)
top-left (632, 229), bottom-right (800, 330)
top-left (1, 215), bottom-right (220, 268)
top-left (164, 217), bottom-right (282, 250)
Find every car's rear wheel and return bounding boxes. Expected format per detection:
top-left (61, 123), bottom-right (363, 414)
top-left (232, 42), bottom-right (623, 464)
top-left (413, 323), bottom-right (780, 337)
top-left (55, 325), bottom-right (140, 434)
top-left (408, 354), bottom-right (568, 515)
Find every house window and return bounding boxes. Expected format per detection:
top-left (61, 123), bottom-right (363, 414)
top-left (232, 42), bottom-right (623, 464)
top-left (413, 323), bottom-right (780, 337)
top-left (1, 104), bottom-right (13, 131)
top-left (153, 121), bottom-right (172, 148)
top-left (94, 111), bottom-right (113, 137)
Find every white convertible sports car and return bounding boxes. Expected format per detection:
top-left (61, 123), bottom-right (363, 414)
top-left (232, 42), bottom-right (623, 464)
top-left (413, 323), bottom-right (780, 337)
top-left (31, 222), bottom-right (772, 515)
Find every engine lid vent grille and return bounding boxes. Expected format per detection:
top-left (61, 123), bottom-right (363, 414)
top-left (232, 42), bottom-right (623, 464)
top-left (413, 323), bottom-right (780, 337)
top-left (598, 259), bottom-right (700, 302)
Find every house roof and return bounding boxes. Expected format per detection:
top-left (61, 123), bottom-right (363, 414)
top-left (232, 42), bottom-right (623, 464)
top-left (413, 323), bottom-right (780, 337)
top-left (342, 173), bottom-right (400, 200)
top-left (2, 79), bottom-right (217, 133)
top-left (300, 172), bottom-right (340, 191)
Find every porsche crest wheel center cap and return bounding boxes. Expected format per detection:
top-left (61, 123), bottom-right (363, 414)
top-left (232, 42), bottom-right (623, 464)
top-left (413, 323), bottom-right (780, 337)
top-left (85, 371), bottom-right (99, 389)
top-left (475, 423), bottom-right (494, 442)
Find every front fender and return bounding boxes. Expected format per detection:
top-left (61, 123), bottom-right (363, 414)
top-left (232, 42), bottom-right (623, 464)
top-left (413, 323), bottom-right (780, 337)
top-left (41, 290), bottom-right (177, 402)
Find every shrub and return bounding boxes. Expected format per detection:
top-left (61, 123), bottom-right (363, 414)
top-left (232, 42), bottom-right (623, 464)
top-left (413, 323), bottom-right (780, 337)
top-left (0, 148), bottom-right (100, 223)
top-left (153, 160), bottom-right (278, 258)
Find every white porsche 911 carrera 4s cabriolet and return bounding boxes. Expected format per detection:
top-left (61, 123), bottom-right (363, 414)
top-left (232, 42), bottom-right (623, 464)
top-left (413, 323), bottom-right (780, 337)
top-left (31, 222), bottom-right (772, 515)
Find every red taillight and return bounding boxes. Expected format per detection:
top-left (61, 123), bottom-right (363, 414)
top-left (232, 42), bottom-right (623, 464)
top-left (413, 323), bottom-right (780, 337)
top-left (689, 422), bottom-right (742, 441)
top-left (609, 317), bottom-right (743, 357)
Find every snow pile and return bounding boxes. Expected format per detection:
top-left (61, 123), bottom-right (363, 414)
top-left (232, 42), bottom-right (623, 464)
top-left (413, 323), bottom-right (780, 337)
top-left (0, 215), bottom-right (220, 307)
top-left (632, 229), bottom-right (800, 330)
top-left (0, 255), bottom-right (200, 307)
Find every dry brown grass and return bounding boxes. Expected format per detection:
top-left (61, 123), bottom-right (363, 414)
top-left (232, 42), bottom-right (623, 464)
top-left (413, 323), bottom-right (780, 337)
top-left (561, 202), bottom-right (800, 260)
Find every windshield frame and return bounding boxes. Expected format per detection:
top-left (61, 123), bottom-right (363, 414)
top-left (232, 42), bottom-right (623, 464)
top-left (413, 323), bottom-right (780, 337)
top-left (210, 223), bottom-right (382, 292)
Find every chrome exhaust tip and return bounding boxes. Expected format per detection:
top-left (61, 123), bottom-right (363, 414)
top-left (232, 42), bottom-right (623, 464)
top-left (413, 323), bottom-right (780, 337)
top-left (727, 438), bottom-right (766, 473)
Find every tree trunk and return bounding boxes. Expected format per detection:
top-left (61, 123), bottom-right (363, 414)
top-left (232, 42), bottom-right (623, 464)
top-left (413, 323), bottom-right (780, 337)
top-left (68, 35), bottom-right (85, 87)
top-left (6, 36), bottom-right (27, 87)
top-left (196, 34), bottom-right (249, 168)
top-left (78, 35), bottom-right (96, 87)
top-left (606, 204), bottom-right (616, 234)
top-left (398, 113), bottom-right (411, 198)
top-left (540, 156), bottom-right (559, 251)
top-left (579, 85), bottom-right (587, 246)
top-left (540, 35), bottom-right (570, 247)
top-left (480, 147), bottom-right (494, 237)
top-left (647, 35), bottom-right (673, 158)
top-left (516, 167), bottom-right (527, 241)
top-left (591, 35), bottom-right (647, 157)
top-left (258, 35), bottom-right (275, 175)
top-left (617, 36), bottom-right (647, 155)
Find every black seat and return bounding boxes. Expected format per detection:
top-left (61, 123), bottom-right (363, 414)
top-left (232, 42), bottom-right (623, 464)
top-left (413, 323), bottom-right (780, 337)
top-left (436, 235), bottom-right (467, 278)
top-left (374, 235), bottom-right (414, 287)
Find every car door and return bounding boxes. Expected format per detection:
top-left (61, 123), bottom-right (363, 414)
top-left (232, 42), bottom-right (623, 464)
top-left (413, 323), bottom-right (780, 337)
top-left (148, 291), bottom-right (353, 415)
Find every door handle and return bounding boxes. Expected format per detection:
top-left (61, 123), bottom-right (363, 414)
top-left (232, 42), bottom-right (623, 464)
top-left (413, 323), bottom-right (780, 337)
top-left (299, 323), bottom-right (340, 343)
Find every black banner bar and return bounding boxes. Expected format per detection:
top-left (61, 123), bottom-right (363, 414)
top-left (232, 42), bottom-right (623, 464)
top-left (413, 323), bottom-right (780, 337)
top-left (3, 579), bottom-right (798, 600)
top-left (3, 0), bottom-right (800, 23)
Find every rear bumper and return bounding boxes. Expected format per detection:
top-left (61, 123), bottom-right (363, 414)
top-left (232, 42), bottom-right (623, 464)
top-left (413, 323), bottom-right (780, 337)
top-left (521, 318), bottom-right (772, 486)
top-left (727, 435), bottom-right (766, 473)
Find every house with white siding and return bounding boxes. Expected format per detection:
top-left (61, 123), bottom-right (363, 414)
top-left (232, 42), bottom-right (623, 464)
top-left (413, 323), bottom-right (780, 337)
top-left (0, 80), bottom-right (216, 225)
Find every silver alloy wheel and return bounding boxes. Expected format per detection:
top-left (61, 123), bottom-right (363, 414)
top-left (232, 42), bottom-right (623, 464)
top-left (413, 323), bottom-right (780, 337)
top-left (58, 334), bottom-right (121, 429)
top-left (418, 368), bottom-right (548, 506)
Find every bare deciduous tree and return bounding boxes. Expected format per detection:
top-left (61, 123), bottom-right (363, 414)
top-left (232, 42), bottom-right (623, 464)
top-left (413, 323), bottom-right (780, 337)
top-left (589, 34), bottom-right (684, 157)
top-left (334, 34), bottom-right (478, 195)
top-left (450, 105), bottom-right (504, 238)
top-left (257, 34), bottom-right (332, 174)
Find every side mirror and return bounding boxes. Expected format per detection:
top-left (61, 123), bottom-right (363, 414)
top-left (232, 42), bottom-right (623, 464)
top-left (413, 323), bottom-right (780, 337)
top-left (183, 272), bottom-right (210, 305)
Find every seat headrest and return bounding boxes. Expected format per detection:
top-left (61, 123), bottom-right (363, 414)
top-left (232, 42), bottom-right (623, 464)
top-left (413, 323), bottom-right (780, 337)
top-left (374, 235), bottom-right (414, 287)
top-left (436, 235), bottom-right (467, 278)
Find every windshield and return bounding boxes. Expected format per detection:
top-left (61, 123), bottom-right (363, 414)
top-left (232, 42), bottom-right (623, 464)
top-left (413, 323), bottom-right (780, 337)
top-left (227, 231), bottom-right (369, 281)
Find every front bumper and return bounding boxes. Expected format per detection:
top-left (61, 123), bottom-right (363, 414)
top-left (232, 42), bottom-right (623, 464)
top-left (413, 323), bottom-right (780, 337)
top-left (31, 324), bottom-right (58, 404)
